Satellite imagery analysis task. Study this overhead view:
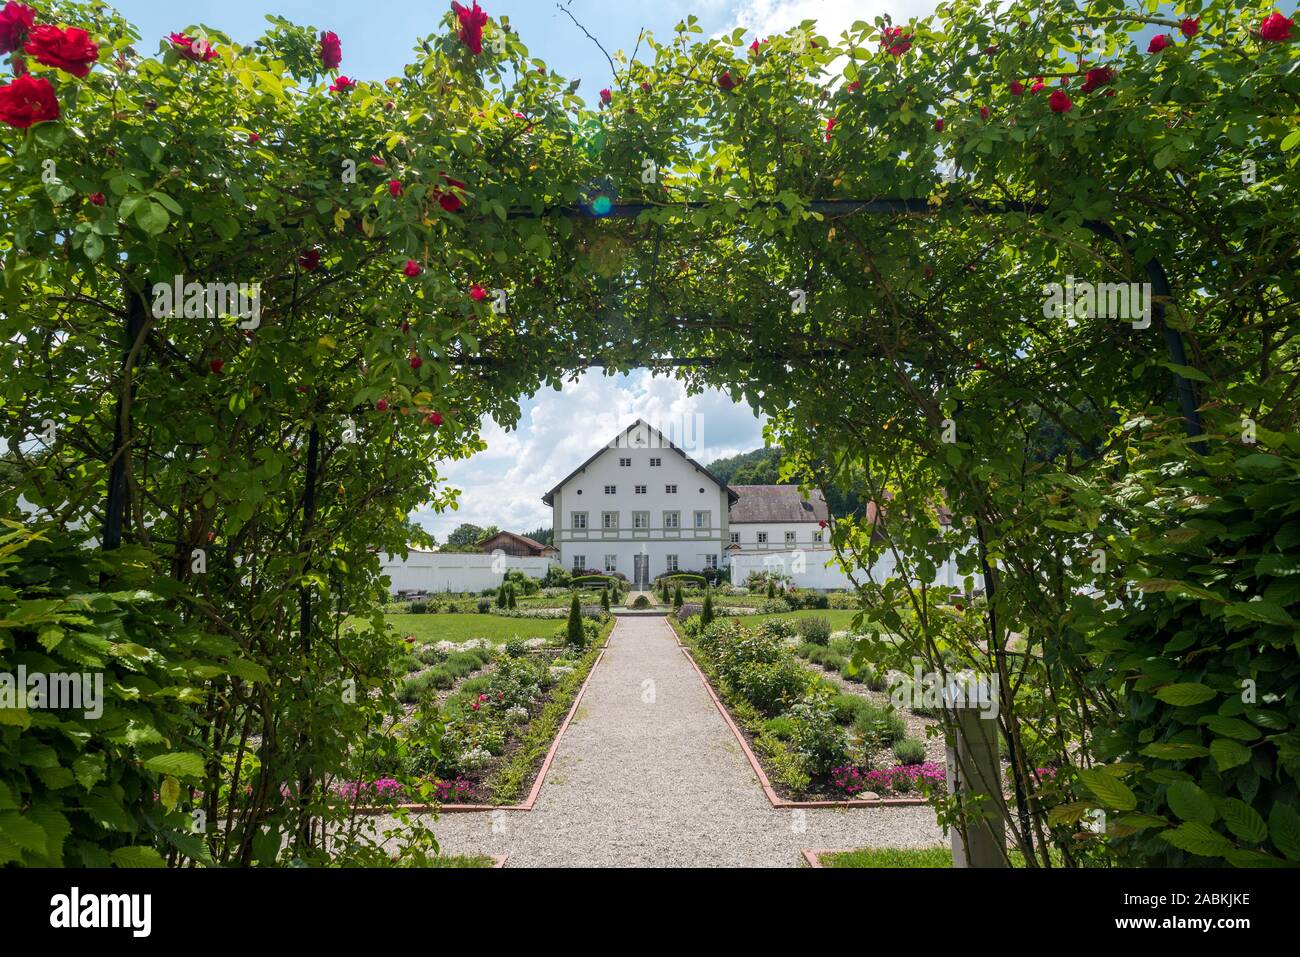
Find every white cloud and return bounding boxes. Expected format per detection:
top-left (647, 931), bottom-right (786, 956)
top-left (728, 0), bottom-right (940, 39)
top-left (411, 369), bottom-right (766, 542)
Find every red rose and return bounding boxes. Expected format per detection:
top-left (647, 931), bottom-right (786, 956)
top-left (451, 1), bottom-right (488, 55)
top-left (426, 411), bottom-right (443, 427)
top-left (319, 30), bottom-right (342, 70)
top-left (1180, 17), bottom-right (1200, 38)
top-left (409, 354), bottom-right (423, 370)
top-left (25, 25), bottom-right (99, 78)
top-left (403, 259), bottom-right (422, 277)
top-left (1010, 80), bottom-right (1025, 96)
top-left (979, 105), bottom-right (990, 120)
top-left (716, 70), bottom-right (739, 91)
top-left (1260, 12), bottom-right (1294, 42)
top-left (298, 249), bottom-right (321, 271)
top-left (639, 81), bottom-right (651, 92)
top-left (880, 26), bottom-right (911, 57)
top-left (846, 80), bottom-right (861, 93)
top-left (375, 399), bottom-right (389, 412)
top-left (933, 117), bottom-right (944, 132)
top-left (1148, 34), bottom-right (1172, 54)
top-left (0, 72), bottom-right (58, 128)
top-left (330, 75), bottom-right (355, 93)
top-left (599, 88), bottom-right (611, 106)
top-left (168, 32), bottom-right (217, 63)
top-left (247, 132), bottom-right (260, 143)
top-left (388, 179), bottom-right (403, 197)
top-left (1029, 76), bottom-right (1045, 93)
top-left (0, 2), bottom-right (35, 56)
top-left (88, 192), bottom-right (105, 205)
top-left (1079, 66), bottom-right (1115, 94)
top-left (209, 359), bottom-right (224, 374)
top-left (824, 116), bottom-right (836, 139)
top-left (1048, 89), bottom-right (1072, 113)
top-left (469, 283), bottom-right (487, 301)
top-left (435, 174), bottom-right (466, 212)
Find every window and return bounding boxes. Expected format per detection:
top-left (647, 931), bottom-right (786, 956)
top-left (634, 511), bottom-right (649, 529)
top-left (694, 510), bottom-right (710, 530)
top-left (813, 531), bottom-right (824, 544)
top-left (785, 531), bottom-right (797, 546)
top-left (665, 484), bottom-right (677, 494)
top-left (571, 512), bottom-right (587, 530)
top-left (730, 532), bottom-right (740, 544)
top-left (618, 457), bottom-right (631, 467)
top-left (650, 457), bottom-right (662, 467)
top-left (604, 485), bottom-right (616, 494)
top-left (605, 555), bottom-right (617, 572)
top-left (635, 485), bottom-right (647, 495)
top-left (665, 554), bottom-right (678, 572)
top-left (704, 555), bottom-right (718, 570)
top-left (602, 511), bottom-right (618, 530)
top-left (664, 511), bottom-right (680, 529)
top-left (757, 532), bottom-right (768, 544)
top-left (572, 555), bottom-right (586, 571)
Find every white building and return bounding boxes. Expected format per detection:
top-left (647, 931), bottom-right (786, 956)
top-left (543, 419), bottom-right (830, 587)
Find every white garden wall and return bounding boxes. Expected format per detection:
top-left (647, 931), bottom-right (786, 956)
top-left (729, 548), bottom-right (980, 592)
top-left (379, 550), bottom-right (550, 595)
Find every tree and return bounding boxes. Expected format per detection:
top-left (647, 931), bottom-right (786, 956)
top-left (700, 587), bottom-right (714, 629)
top-left (495, 583), bottom-right (507, 608)
top-left (445, 523), bottom-right (497, 551)
top-left (507, 584), bottom-right (517, 609)
top-left (566, 591), bottom-right (585, 648)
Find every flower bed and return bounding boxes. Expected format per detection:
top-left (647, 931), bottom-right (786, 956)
top-left (672, 615), bottom-right (930, 802)
top-left (357, 615), bottom-right (614, 807)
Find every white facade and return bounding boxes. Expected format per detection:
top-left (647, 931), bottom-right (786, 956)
top-left (730, 548), bottom-right (979, 592)
top-left (545, 420), bottom-right (731, 586)
top-left (380, 550), bottom-right (549, 595)
top-left (728, 521), bottom-right (827, 554)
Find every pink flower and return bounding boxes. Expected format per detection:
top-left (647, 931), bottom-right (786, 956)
top-left (388, 179), bottom-right (403, 197)
top-left (319, 30), bottom-right (342, 70)
top-left (1260, 12), bottom-right (1294, 42)
top-left (879, 25), bottom-right (911, 57)
top-left (403, 260), bottom-right (422, 277)
top-left (1010, 80), bottom-right (1025, 96)
top-left (0, 3), bottom-right (36, 57)
top-left (824, 116), bottom-right (836, 140)
top-left (88, 192), bottom-right (106, 206)
top-left (1048, 89), bottom-right (1072, 113)
top-left (452, 1), bottom-right (489, 55)
top-left (329, 75), bottom-right (355, 93)
top-left (469, 283), bottom-right (487, 301)
top-left (1029, 76), bottom-right (1045, 94)
top-left (1148, 34), bottom-right (1172, 54)
top-left (933, 117), bottom-right (944, 132)
top-left (599, 88), bottom-right (611, 106)
top-left (167, 31), bottom-right (217, 64)
top-left (1179, 17), bottom-right (1200, 38)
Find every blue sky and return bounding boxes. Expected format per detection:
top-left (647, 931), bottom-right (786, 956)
top-left (109, 1), bottom-right (933, 540)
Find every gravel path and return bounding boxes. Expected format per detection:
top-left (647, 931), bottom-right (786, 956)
top-left (373, 614), bottom-right (944, 867)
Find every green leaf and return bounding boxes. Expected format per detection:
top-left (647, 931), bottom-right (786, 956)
top-left (1077, 767), bottom-right (1136, 810)
top-left (1210, 738), bottom-right (1252, 772)
top-left (1155, 683), bottom-right (1216, 706)
top-left (1268, 803), bottom-right (1300, 861)
top-left (0, 811), bottom-right (48, 855)
top-left (1218, 798), bottom-right (1267, 844)
top-left (135, 201), bottom-right (170, 236)
top-left (110, 845), bottom-right (166, 868)
top-left (159, 775), bottom-right (180, 812)
top-left (1168, 781), bottom-right (1216, 824)
top-left (1161, 822), bottom-right (1234, 858)
top-left (143, 752), bottom-right (205, 779)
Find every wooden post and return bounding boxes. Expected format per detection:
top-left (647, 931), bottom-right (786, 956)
top-left (945, 676), bottom-right (1007, 868)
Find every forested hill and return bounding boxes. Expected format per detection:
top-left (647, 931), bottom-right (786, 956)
top-left (705, 448), bottom-right (862, 518)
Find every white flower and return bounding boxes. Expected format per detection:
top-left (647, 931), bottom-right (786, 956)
top-left (458, 746), bottom-right (493, 771)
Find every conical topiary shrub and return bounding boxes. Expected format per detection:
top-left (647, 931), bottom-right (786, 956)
top-left (701, 587), bottom-right (714, 629)
top-left (567, 590), bottom-right (585, 648)
top-left (673, 582), bottom-right (683, 609)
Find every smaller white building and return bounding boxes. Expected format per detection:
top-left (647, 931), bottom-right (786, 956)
top-left (379, 549), bottom-right (548, 595)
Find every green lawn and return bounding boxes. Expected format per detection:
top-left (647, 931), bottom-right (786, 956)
top-left (820, 846), bottom-right (951, 868)
top-left (383, 613), bottom-right (564, 644)
top-left (726, 608), bottom-right (864, 632)
top-left (819, 846), bottom-right (1051, 867)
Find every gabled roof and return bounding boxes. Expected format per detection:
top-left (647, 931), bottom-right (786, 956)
top-left (728, 485), bottom-right (830, 524)
top-left (476, 530), bottom-right (557, 554)
top-left (542, 418), bottom-right (739, 506)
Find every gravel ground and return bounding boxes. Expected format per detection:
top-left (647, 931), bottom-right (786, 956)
top-left (370, 614), bottom-right (944, 867)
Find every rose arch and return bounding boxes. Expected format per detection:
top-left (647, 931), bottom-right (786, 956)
top-left (1, 0), bottom-right (1298, 867)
